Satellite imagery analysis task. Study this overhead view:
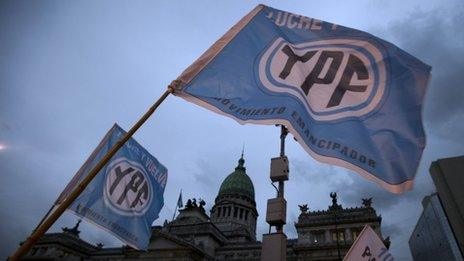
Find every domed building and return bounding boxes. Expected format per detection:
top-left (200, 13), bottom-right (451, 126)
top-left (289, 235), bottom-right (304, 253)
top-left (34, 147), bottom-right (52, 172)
top-left (210, 155), bottom-right (258, 242)
top-left (24, 155), bottom-right (390, 260)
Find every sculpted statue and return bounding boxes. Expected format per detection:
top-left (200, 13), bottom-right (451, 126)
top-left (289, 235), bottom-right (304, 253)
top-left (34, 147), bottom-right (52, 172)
top-left (62, 219), bottom-right (81, 236)
top-left (362, 197), bottom-right (373, 207)
top-left (330, 192), bottom-right (338, 206)
top-left (298, 204), bottom-right (309, 213)
top-left (199, 199), bottom-right (206, 208)
top-left (198, 199), bottom-right (206, 212)
top-left (185, 199), bottom-right (193, 209)
top-left (185, 198), bottom-right (205, 211)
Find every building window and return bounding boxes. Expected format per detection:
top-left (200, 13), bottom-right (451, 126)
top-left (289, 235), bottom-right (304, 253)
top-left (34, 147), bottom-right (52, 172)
top-left (228, 206), bottom-right (231, 216)
top-left (312, 232), bottom-right (324, 244)
top-left (352, 230), bottom-right (361, 241)
top-left (239, 208), bottom-right (244, 219)
top-left (234, 207), bottom-right (238, 217)
top-left (331, 231), bottom-right (345, 242)
top-left (245, 210), bottom-right (249, 220)
top-left (217, 207), bottom-right (221, 217)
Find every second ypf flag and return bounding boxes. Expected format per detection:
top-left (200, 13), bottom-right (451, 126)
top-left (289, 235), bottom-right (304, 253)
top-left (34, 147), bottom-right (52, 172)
top-left (173, 5), bottom-right (431, 193)
top-left (61, 124), bottom-right (168, 250)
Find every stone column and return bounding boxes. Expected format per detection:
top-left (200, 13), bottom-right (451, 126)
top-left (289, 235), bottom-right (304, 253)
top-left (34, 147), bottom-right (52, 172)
top-left (345, 228), bottom-right (352, 242)
top-left (325, 230), bottom-right (332, 243)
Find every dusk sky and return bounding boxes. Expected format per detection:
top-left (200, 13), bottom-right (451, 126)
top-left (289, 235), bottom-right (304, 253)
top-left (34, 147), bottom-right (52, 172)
top-left (1, 1), bottom-right (463, 260)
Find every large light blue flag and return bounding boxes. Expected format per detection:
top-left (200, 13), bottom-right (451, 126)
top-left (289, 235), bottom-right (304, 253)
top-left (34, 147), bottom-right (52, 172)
top-left (61, 124), bottom-right (168, 249)
top-left (173, 5), bottom-right (431, 193)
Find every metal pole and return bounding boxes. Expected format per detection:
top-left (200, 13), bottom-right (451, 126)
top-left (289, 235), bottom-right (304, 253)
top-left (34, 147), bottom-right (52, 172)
top-left (277, 126), bottom-right (288, 199)
top-left (171, 189), bottom-right (182, 222)
top-left (261, 125), bottom-right (289, 261)
top-left (279, 125), bottom-right (288, 157)
top-left (276, 125), bottom-right (287, 233)
top-left (171, 205), bottom-right (178, 222)
top-left (335, 210), bottom-right (341, 260)
top-left (9, 87), bottom-right (173, 260)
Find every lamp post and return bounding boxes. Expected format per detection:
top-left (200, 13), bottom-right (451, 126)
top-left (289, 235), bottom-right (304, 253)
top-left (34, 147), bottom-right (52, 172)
top-left (330, 192), bottom-right (342, 260)
top-left (260, 125), bottom-right (289, 261)
top-left (334, 209), bottom-right (341, 260)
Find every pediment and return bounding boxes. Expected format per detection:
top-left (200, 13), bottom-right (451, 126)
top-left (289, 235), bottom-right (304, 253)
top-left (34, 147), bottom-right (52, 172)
top-left (148, 236), bottom-right (185, 250)
top-left (147, 230), bottom-right (205, 254)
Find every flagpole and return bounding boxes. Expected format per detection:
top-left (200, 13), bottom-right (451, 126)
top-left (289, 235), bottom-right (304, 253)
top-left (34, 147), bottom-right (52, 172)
top-left (171, 204), bottom-right (178, 222)
top-left (172, 189), bottom-right (182, 221)
top-left (9, 86), bottom-right (174, 261)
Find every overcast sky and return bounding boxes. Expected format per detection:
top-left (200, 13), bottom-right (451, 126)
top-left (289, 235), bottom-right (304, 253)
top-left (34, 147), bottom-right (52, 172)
top-left (1, 0), bottom-right (463, 260)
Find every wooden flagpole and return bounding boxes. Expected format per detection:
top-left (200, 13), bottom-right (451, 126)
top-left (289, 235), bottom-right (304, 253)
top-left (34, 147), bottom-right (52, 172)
top-left (9, 86), bottom-right (174, 260)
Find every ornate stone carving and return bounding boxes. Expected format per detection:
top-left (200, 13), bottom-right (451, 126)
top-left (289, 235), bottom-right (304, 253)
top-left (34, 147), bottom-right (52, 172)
top-left (330, 192), bottom-right (338, 206)
top-left (298, 204), bottom-right (309, 214)
top-left (362, 197), bottom-right (373, 208)
top-left (185, 199), bottom-right (193, 209)
top-left (199, 199), bottom-right (206, 210)
top-left (61, 219), bottom-right (81, 237)
top-left (184, 198), bottom-right (206, 212)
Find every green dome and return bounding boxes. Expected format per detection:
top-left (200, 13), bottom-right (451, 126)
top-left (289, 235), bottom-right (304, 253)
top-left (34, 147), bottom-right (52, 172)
top-left (218, 156), bottom-right (255, 200)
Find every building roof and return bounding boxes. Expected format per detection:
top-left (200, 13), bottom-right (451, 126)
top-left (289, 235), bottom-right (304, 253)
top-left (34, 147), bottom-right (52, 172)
top-left (296, 194), bottom-right (382, 227)
top-left (217, 155), bottom-right (255, 200)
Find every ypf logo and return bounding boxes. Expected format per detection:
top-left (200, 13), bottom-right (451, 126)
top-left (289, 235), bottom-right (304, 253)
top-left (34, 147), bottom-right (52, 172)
top-left (258, 38), bottom-right (386, 121)
top-left (104, 158), bottom-right (152, 216)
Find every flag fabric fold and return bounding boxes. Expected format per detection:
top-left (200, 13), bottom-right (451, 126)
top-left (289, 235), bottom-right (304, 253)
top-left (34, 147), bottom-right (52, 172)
top-left (172, 5), bottom-right (431, 193)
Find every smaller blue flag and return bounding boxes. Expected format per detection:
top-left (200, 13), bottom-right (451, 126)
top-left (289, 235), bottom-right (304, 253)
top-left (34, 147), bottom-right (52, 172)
top-left (177, 190), bottom-right (183, 208)
top-left (64, 124), bottom-right (168, 249)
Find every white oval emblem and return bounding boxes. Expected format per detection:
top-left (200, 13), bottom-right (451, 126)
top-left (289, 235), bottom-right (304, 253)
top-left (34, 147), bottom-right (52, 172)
top-left (258, 38), bottom-right (386, 121)
top-left (104, 158), bottom-right (152, 216)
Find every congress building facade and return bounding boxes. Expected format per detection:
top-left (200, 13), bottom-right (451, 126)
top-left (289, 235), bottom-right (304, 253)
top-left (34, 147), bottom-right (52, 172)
top-left (23, 156), bottom-right (390, 260)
